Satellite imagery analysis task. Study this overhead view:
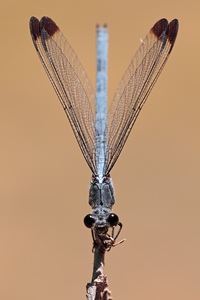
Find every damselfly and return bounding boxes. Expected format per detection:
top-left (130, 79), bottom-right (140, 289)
top-left (29, 17), bottom-right (178, 250)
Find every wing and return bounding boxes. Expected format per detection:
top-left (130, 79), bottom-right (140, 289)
top-left (105, 19), bottom-right (179, 174)
top-left (29, 17), bottom-right (97, 174)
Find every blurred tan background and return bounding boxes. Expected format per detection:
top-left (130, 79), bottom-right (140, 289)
top-left (0, 0), bottom-right (199, 299)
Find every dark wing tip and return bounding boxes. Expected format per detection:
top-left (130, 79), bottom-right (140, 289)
top-left (151, 18), bottom-right (179, 52)
top-left (151, 18), bottom-right (168, 38)
top-left (167, 19), bottom-right (179, 45)
top-left (29, 16), bottom-right (40, 41)
top-left (96, 23), bottom-right (107, 30)
top-left (40, 16), bottom-right (59, 38)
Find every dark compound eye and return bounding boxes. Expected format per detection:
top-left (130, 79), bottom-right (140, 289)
top-left (84, 214), bottom-right (95, 228)
top-left (107, 213), bottom-right (119, 227)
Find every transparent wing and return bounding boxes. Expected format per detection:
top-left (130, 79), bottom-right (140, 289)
top-left (106, 19), bottom-right (178, 174)
top-left (29, 17), bottom-right (97, 174)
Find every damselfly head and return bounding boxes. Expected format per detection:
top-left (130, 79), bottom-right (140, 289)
top-left (84, 212), bottom-right (119, 231)
top-left (84, 212), bottom-right (123, 250)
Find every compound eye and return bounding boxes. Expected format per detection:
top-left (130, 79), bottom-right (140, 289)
top-left (84, 214), bottom-right (95, 228)
top-left (107, 213), bottom-right (119, 227)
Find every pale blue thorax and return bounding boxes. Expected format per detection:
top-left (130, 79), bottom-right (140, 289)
top-left (95, 26), bottom-right (108, 182)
